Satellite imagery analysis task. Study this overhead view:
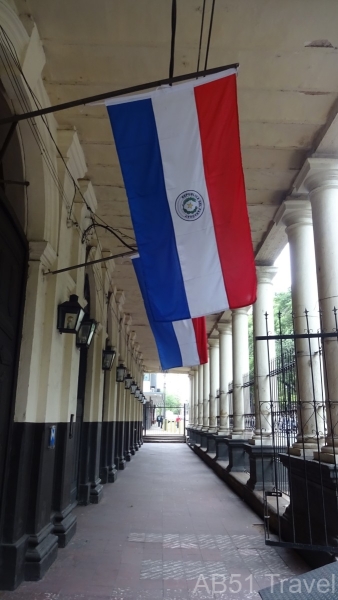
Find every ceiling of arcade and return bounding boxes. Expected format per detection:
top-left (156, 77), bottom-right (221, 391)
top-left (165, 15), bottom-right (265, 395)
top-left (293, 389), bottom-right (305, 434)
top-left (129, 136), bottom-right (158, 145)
top-left (13, 0), bottom-right (338, 371)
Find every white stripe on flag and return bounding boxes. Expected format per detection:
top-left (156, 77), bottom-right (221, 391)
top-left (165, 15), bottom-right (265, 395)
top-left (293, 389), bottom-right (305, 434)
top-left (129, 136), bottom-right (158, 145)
top-left (173, 320), bottom-right (200, 366)
top-left (152, 87), bottom-right (229, 318)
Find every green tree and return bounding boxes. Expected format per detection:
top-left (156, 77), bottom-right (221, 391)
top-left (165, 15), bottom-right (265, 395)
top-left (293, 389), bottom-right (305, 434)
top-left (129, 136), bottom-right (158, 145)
top-left (273, 289), bottom-right (293, 356)
top-left (249, 289), bottom-right (293, 374)
top-left (165, 394), bottom-right (181, 415)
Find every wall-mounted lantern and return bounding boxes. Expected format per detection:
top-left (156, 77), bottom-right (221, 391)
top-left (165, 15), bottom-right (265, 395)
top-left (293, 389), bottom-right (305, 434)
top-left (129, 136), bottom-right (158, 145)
top-left (57, 294), bottom-right (85, 333)
top-left (124, 373), bottom-right (133, 390)
top-left (130, 381), bottom-right (137, 394)
top-left (116, 362), bottom-right (127, 383)
top-left (76, 316), bottom-right (96, 348)
top-left (135, 387), bottom-right (140, 399)
top-left (102, 346), bottom-right (116, 371)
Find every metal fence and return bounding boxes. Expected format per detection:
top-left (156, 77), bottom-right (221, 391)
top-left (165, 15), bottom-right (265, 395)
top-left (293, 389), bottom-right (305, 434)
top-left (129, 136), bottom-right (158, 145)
top-left (257, 309), bottom-right (338, 554)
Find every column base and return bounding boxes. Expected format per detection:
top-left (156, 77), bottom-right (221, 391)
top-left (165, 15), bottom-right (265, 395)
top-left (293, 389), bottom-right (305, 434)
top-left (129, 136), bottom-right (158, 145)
top-left (206, 434), bottom-right (217, 455)
top-left (118, 458), bottom-right (126, 470)
top-left (53, 502), bottom-right (77, 548)
top-left (226, 439), bottom-right (249, 473)
top-left (248, 435), bottom-right (274, 446)
top-left (108, 467), bottom-right (118, 482)
top-left (290, 441), bottom-right (324, 458)
top-left (217, 428), bottom-right (231, 436)
top-left (199, 431), bottom-right (208, 450)
top-left (89, 479), bottom-right (104, 504)
top-left (245, 444), bottom-right (281, 491)
top-left (24, 523), bottom-right (58, 582)
top-left (215, 436), bottom-right (230, 461)
top-left (230, 432), bottom-right (245, 439)
top-left (314, 447), bottom-right (338, 463)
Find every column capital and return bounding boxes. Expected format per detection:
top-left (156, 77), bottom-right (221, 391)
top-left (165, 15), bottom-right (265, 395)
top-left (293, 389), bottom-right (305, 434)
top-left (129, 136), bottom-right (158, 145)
top-left (256, 265), bottom-right (278, 285)
top-left (217, 321), bottom-right (232, 335)
top-left (232, 306), bottom-right (251, 317)
top-left (294, 157), bottom-right (338, 195)
top-left (208, 337), bottom-right (219, 349)
top-left (275, 197), bottom-right (312, 229)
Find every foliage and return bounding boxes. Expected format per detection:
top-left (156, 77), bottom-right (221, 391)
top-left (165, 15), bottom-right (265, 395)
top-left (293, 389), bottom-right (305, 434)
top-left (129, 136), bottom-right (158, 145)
top-left (164, 394), bottom-right (181, 415)
top-left (273, 289), bottom-right (294, 356)
top-left (249, 289), bottom-right (294, 372)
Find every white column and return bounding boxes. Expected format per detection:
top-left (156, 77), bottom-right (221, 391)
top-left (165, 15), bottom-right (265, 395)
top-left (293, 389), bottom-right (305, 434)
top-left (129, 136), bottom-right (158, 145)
top-left (208, 337), bottom-right (219, 432)
top-left (275, 199), bottom-right (324, 455)
top-left (217, 320), bottom-right (232, 435)
top-left (189, 370), bottom-right (194, 426)
top-left (231, 308), bottom-right (250, 438)
top-left (295, 159), bottom-right (338, 461)
top-left (197, 365), bottom-right (204, 429)
top-left (251, 266), bottom-right (277, 444)
top-left (193, 367), bottom-right (199, 427)
top-left (202, 354), bottom-right (210, 430)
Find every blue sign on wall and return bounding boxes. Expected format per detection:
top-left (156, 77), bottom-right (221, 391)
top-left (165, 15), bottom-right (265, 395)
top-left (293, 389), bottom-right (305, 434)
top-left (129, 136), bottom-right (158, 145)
top-left (48, 425), bottom-right (56, 449)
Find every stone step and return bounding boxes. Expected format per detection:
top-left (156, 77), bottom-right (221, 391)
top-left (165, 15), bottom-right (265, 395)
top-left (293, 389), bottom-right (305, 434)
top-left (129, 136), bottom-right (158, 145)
top-left (143, 436), bottom-right (186, 443)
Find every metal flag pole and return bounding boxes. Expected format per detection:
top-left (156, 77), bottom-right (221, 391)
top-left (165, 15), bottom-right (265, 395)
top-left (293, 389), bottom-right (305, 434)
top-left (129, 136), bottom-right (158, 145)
top-left (0, 63), bottom-right (239, 126)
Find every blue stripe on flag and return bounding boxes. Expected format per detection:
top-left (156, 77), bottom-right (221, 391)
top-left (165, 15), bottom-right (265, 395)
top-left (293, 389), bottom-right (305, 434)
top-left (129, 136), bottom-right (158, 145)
top-left (107, 99), bottom-right (190, 322)
top-left (133, 258), bottom-right (183, 370)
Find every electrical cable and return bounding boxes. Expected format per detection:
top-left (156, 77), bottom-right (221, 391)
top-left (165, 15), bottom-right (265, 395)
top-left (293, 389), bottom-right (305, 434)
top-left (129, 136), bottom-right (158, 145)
top-left (0, 25), bottom-right (141, 334)
top-left (0, 26), bottom-right (137, 250)
top-left (204, 0), bottom-right (216, 72)
top-left (82, 222), bottom-right (137, 252)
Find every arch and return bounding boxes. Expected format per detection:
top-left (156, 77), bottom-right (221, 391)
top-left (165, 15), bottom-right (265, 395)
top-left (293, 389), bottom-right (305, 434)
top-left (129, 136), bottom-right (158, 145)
top-left (0, 1), bottom-right (59, 249)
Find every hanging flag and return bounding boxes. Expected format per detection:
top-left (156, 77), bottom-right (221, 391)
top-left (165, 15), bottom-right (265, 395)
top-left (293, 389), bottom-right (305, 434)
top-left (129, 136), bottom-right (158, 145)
top-left (133, 257), bottom-right (207, 370)
top-left (107, 68), bottom-right (256, 322)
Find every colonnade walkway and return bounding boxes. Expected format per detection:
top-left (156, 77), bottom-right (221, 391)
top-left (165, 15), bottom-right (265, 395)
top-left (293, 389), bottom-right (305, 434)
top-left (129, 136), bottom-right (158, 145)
top-left (0, 444), bottom-right (310, 600)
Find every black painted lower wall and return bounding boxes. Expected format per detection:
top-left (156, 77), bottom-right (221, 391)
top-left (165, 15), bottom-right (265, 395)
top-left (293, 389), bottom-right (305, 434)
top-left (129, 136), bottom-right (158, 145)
top-left (0, 418), bottom-right (144, 590)
top-left (100, 421), bottom-right (117, 483)
top-left (0, 423), bottom-right (59, 590)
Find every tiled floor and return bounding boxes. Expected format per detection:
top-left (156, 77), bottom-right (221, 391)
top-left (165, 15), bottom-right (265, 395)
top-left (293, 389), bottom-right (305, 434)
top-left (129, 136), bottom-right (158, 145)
top-left (0, 443), bottom-right (310, 599)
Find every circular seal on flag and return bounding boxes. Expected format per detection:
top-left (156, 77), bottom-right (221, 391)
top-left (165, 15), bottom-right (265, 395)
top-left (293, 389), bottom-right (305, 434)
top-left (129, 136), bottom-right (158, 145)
top-left (175, 190), bottom-right (205, 221)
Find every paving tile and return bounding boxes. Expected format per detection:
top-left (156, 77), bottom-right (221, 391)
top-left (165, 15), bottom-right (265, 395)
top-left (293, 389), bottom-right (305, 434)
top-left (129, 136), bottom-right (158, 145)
top-left (3, 444), bottom-right (312, 600)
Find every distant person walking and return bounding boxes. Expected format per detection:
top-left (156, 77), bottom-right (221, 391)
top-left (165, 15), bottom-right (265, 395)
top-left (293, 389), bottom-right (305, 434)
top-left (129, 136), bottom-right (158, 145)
top-left (157, 415), bottom-right (161, 428)
top-left (176, 416), bottom-right (181, 429)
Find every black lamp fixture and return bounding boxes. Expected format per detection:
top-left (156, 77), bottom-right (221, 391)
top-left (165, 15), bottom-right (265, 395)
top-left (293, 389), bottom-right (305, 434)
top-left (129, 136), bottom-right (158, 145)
top-left (124, 373), bottom-right (133, 390)
top-left (102, 345), bottom-right (116, 371)
top-left (135, 387), bottom-right (140, 399)
top-left (116, 362), bottom-right (127, 383)
top-left (57, 294), bottom-right (85, 333)
top-left (76, 315), bottom-right (96, 348)
top-left (130, 380), bottom-right (137, 394)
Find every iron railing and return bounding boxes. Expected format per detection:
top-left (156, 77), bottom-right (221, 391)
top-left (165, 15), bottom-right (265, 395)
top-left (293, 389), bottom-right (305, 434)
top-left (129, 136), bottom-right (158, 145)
top-left (257, 309), bottom-right (338, 554)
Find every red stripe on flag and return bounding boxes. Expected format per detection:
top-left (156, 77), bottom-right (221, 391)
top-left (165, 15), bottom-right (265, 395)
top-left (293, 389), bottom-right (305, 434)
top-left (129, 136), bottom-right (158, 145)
top-left (192, 317), bottom-right (208, 365)
top-left (194, 75), bottom-right (257, 308)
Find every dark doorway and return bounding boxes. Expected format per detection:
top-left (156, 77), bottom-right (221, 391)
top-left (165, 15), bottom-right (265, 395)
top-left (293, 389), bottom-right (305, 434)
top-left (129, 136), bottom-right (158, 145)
top-left (0, 189), bottom-right (27, 515)
top-left (71, 274), bottom-right (90, 503)
top-left (70, 348), bottom-right (87, 504)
